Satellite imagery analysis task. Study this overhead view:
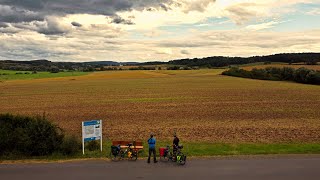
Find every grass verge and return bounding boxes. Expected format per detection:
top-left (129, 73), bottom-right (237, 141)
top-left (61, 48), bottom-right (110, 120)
top-left (1, 142), bottom-right (320, 163)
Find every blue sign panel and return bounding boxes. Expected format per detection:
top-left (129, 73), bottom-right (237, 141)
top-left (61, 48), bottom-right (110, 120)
top-left (82, 120), bottom-right (102, 142)
top-left (83, 120), bottom-right (100, 126)
top-left (84, 137), bottom-right (98, 142)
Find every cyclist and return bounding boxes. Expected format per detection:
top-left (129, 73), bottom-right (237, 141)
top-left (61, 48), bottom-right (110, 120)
top-left (172, 133), bottom-right (180, 160)
top-left (147, 133), bottom-right (157, 163)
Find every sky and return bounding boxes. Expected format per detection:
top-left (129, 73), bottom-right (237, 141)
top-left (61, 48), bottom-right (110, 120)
top-left (0, 0), bottom-right (320, 62)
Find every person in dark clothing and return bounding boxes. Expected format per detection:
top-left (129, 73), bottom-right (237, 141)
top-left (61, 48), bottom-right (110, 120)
top-left (147, 133), bottom-right (157, 163)
top-left (173, 134), bottom-right (180, 147)
top-left (172, 134), bottom-right (180, 160)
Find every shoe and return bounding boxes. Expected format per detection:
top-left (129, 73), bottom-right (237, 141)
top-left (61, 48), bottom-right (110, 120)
top-left (147, 160), bottom-right (150, 163)
top-left (154, 161), bottom-right (158, 163)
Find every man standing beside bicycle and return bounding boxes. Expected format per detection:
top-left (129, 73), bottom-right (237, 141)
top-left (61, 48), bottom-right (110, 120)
top-left (147, 133), bottom-right (157, 163)
top-left (173, 133), bottom-right (180, 161)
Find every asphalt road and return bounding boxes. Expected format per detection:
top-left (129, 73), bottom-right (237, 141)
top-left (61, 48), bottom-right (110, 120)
top-left (1, 155), bottom-right (320, 180)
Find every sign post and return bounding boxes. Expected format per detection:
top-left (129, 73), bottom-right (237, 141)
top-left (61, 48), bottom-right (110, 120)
top-left (82, 120), bottom-right (103, 155)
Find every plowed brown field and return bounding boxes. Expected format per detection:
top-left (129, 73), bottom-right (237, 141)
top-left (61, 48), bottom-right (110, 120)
top-left (1, 70), bottom-right (319, 143)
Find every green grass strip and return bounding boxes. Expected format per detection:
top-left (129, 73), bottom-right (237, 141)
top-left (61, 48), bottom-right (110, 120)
top-left (2, 142), bottom-right (320, 162)
top-left (0, 70), bottom-right (89, 81)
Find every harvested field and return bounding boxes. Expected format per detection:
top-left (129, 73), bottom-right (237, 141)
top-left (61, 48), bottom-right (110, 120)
top-left (0, 70), bottom-right (319, 143)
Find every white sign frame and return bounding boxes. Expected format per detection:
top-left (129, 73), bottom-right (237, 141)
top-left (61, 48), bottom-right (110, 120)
top-left (82, 120), bottom-right (103, 154)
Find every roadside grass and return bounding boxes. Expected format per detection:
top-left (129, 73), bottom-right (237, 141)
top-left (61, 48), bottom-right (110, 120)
top-left (184, 143), bottom-right (320, 156)
top-left (0, 70), bottom-right (89, 81)
top-left (2, 142), bottom-right (320, 162)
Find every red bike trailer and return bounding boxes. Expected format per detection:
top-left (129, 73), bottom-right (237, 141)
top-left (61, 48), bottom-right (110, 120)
top-left (159, 147), bottom-right (166, 157)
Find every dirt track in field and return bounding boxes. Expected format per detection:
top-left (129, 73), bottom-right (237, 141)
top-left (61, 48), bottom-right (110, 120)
top-left (1, 70), bottom-right (319, 143)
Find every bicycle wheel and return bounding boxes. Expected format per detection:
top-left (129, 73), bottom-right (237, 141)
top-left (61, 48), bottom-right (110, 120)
top-left (177, 153), bottom-right (186, 165)
top-left (110, 151), bottom-right (121, 161)
top-left (110, 146), bottom-right (122, 161)
top-left (164, 152), bottom-right (172, 161)
top-left (119, 149), bottom-right (126, 160)
top-left (130, 150), bottom-right (138, 161)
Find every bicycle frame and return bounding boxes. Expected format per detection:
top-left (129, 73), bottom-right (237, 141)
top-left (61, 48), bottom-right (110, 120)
top-left (120, 144), bottom-right (138, 160)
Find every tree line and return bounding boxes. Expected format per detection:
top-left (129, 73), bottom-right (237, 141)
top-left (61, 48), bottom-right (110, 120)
top-left (168, 53), bottom-right (320, 67)
top-left (222, 67), bottom-right (320, 85)
top-left (1, 53), bottom-right (319, 72)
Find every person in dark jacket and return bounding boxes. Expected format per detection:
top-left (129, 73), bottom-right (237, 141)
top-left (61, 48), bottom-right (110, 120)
top-left (173, 134), bottom-right (180, 160)
top-left (173, 134), bottom-right (180, 147)
top-left (147, 133), bottom-right (157, 163)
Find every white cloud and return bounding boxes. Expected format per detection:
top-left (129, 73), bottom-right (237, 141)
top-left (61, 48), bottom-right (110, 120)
top-left (156, 48), bottom-right (173, 55)
top-left (1, 27), bottom-right (320, 61)
top-left (223, 0), bottom-right (319, 24)
top-left (1, 0), bottom-right (320, 61)
top-left (246, 21), bottom-right (285, 31)
top-left (307, 8), bottom-right (320, 15)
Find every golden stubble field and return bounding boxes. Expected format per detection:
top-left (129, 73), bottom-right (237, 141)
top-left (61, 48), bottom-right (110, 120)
top-left (1, 70), bottom-right (319, 143)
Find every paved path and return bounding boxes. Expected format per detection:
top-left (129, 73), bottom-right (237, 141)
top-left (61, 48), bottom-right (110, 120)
top-left (1, 155), bottom-right (320, 180)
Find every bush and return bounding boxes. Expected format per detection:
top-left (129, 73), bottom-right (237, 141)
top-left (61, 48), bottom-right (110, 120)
top-left (60, 135), bottom-right (81, 155)
top-left (306, 60), bottom-right (318, 65)
top-left (167, 66), bottom-right (180, 70)
top-left (294, 67), bottom-right (312, 83)
top-left (281, 67), bottom-right (295, 80)
top-left (129, 66), bottom-right (156, 70)
top-left (251, 68), bottom-right (269, 80)
top-left (0, 113), bottom-right (64, 156)
top-left (305, 71), bottom-right (320, 85)
top-left (86, 140), bottom-right (100, 151)
top-left (50, 67), bottom-right (60, 73)
top-left (183, 67), bottom-right (193, 70)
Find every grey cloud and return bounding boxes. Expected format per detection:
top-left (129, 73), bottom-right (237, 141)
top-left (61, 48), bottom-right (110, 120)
top-left (104, 40), bottom-right (124, 45)
top-left (146, 7), bottom-right (155, 11)
top-left (0, 5), bottom-right (43, 23)
top-left (112, 16), bottom-right (135, 25)
top-left (71, 22), bottom-right (82, 27)
top-left (38, 17), bottom-right (70, 35)
top-left (0, 0), bottom-right (174, 35)
top-left (181, 49), bottom-right (190, 55)
top-left (12, 16), bottom-right (71, 35)
top-left (0, 22), bottom-right (8, 28)
top-left (0, 41), bottom-right (74, 60)
top-left (160, 3), bottom-right (170, 11)
top-left (0, 0), bottom-right (46, 11)
top-left (0, 0), bottom-right (174, 20)
top-left (226, 3), bottom-right (258, 25)
top-left (0, 26), bottom-right (21, 34)
top-left (183, 0), bottom-right (216, 12)
top-left (64, 24), bottom-right (123, 39)
top-left (0, 0), bottom-right (130, 16)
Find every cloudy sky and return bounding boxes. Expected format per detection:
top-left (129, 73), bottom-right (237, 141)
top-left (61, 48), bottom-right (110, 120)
top-left (0, 0), bottom-right (320, 62)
